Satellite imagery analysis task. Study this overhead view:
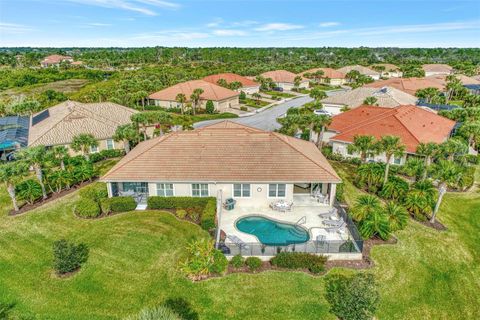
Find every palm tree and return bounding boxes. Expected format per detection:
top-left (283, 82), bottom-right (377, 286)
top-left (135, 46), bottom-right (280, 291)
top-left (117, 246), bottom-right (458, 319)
top-left (190, 88), bottom-right (204, 116)
top-left (309, 88), bottom-right (327, 104)
top-left (293, 76), bottom-right (302, 90)
top-left (429, 160), bottom-right (462, 223)
top-left (402, 157), bottom-right (426, 182)
top-left (362, 96), bottom-right (378, 106)
top-left (151, 111), bottom-right (174, 136)
top-left (416, 142), bottom-right (439, 180)
top-left (351, 194), bottom-right (382, 222)
top-left (347, 135), bottom-right (378, 163)
top-left (136, 90), bottom-right (148, 110)
top-left (378, 135), bottom-right (406, 185)
top-left (131, 113), bottom-right (150, 140)
top-left (277, 113), bottom-right (304, 137)
top-left (404, 180), bottom-right (437, 220)
top-left (379, 176), bottom-right (409, 201)
top-left (358, 208), bottom-right (391, 240)
top-left (458, 121), bottom-right (480, 152)
top-left (415, 87), bottom-right (442, 104)
top-left (175, 115), bottom-right (194, 131)
top-left (0, 161), bottom-right (28, 212)
top-left (356, 163), bottom-right (384, 193)
top-left (18, 146), bottom-right (49, 199)
top-left (440, 138), bottom-right (468, 161)
top-left (308, 114), bottom-right (332, 148)
top-left (384, 201), bottom-right (408, 232)
top-left (251, 93), bottom-right (262, 105)
top-left (71, 133), bottom-right (98, 161)
top-left (113, 124), bottom-right (140, 153)
top-left (48, 145), bottom-right (69, 171)
top-left (175, 93), bottom-right (187, 115)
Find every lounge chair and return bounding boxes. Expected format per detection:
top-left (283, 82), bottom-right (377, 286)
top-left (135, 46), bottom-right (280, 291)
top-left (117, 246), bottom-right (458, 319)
top-left (318, 207), bottom-right (338, 219)
top-left (226, 235), bottom-right (249, 250)
top-left (323, 218), bottom-right (344, 227)
top-left (325, 221), bottom-right (346, 233)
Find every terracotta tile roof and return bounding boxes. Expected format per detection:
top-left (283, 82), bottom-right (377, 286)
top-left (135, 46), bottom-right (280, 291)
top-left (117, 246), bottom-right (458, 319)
top-left (329, 105), bottom-right (456, 153)
top-left (202, 73), bottom-right (258, 87)
top-left (365, 77), bottom-right (446, 95)
top-left (148, 80), bottom-right (239, 102)
top-left (299, 68), bottom-right (346, 79)
top-left (337, 65), bottom-right (380, 77)
top-left (455, 74), bottom-right (480, 85)
top-left (370, 64), bottom-right (400, 72)
top-left (260, 70), bottom-right (304, 83)
top-left (101, 121), bottom-right (341, 183)
top-left (41, 54), bottom-right (73, 64)
top-left (422, 64), bottom-right (453, 73)
top-left (28, 100), bottom-right (137, 147)
top-left (321, 86), bottom-right (417, 108)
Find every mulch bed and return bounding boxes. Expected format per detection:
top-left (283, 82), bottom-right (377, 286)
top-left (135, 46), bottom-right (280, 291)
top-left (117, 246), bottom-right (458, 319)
top-left (419, 219), bottom-right (448, 231)
top-left (8, 180), bottom-right (96, 216)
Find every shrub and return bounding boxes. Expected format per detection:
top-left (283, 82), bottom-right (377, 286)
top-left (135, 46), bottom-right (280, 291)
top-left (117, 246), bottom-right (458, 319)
top-left (175, 209), bottom-right (187, 219)
top-left (210, 249), bottom-right (228, 274)
top-left (205, 100), bottom-right (215, 114)
top-left (110, 196), bottom-right (137, 212)
top-left (125, 305), bottom-right (181, 320)
top-left (245, 257), bottom-right (262, 272)
top-left (180, 239), bottom-right (227, 280)
top-left (335, 183), bottom-right (345, 202)
top-left (200, 199), bottom-right (216, 231)
top-left (270, 252), bottom-right (327, 274)
top-left (79, 182), bottom-right (108, 203)
top-left (324, 273), bottom-right (379, 320)
top-left (379, 176), bottom-right (409, 202)
top-left (52, 239), bottom-right (89, 274)
top-left (148, 196), bottom-right (214, 210)
top-left (239, 91), bottom-right (246, 100)
top-left (74, 198), bottom-right (101, 218)
top-left (230, 254), bottom-right (244, 268)
top-left (89, 149), bottom-right (125, 163)
top-left (240, 106), bottom-right (248, 111)
top-left (186, 207), bottom-right (202, 222)
top-left (15, 179), bottom-right (43, 204)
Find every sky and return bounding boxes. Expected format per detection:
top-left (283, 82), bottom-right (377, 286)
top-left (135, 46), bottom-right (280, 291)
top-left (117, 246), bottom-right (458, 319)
top-left (0, 0), bottom-right (479, 47)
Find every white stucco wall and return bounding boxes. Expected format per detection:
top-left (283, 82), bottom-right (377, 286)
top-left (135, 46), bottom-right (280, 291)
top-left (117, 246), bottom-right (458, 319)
top-left (277, 81), bottom-right (309, 90)
top-left (331, 141), bottom-right (406, 165)
top-left (152, 96), bottom-right (239, 112)
top-left (241, 86), bottom-right (260, 94)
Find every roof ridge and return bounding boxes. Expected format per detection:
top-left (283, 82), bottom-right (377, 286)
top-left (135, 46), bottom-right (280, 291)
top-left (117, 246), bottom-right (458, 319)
top-left (332, 106), bottom-right (395, 132)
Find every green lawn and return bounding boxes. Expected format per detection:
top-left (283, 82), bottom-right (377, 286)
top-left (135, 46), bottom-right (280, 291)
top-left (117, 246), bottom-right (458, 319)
top-left (261, 90), bottom-right (296, 98)
top-left (0, 162), bottom-right (479, 319)
top-left (240, 98), bottom-right (269, 108)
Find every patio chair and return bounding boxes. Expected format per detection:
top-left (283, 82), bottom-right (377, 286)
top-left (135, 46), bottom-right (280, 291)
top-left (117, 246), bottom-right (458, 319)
top-left (323, 218), bottom-right (344, 227)
top-left (325, 221), bottom-right (346, 233)
top-left (226, 235), bottom-right (249, 250)
top-left (318, 207), bottom-right (338, 219)
top-left (315, 235), bottom-right (326, 248)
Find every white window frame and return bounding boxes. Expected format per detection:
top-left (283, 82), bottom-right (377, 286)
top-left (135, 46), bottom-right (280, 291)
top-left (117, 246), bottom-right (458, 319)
top-left (232, 184), bottom-right (251, 198)
top-left (191, 183), bottom-right (209, 197)
top-left (106, 139), bottom-right (115, 150)
top-left (393, 156), bottom-right (402, 165)
top-left (268, 184), bottom-right (286, 198)
top-left (89, 145), bottom-right (99, 153)
top-left (156, 183), bottom-right (174, 197)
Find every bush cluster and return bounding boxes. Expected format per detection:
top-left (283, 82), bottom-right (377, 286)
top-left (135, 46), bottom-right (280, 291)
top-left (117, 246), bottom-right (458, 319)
top-left (270, 252), bottom-right (327, 274)
top-left (229, 254), bottom-right (244, 268)
top-left (100, 196), bottom-right (137, 214)
top-left (180, 239), bottom-right (227, 280)
top-left (74, 198), bottom-right (101, 218)
top-left (15, 179), bottom-right (43, 204)
top-left (52, 239), bottom-right (89, 274)
top-left (89, 149), bottom-right (125, 163)
top-left (245, 257), bottom-right (262, 272)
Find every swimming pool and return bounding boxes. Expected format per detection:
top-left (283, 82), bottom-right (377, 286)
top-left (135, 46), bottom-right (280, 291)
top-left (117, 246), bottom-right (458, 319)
top-left (235, 216), bottom-right (310, 246)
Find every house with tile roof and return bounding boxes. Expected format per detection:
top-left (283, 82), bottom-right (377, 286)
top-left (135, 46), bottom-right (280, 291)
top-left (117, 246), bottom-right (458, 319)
top-left (320, 86), bottom-right (418, 115)
top-left (28, 100), bottom-right (137, 154)
top-left (364, 76), bottom-right (446, 95)
top-left (40, 54), bottom-right (74, 68)
top-left (337, 65), bottom-right (381, 80)
top-left (324, 105), bottom-right (456, 165)
top-left (422, 64), bottom-right (453, 77)
top-left (260, 70), bottom-right (309, 90)
top-left (370, 64), bottom-right (403, 78)
top-left (148, 80), bottom-right (240, 112)
top-left (299, 68), bottom-right (346, 86)
top-left (202, 73), bottom-right (260, 94)
top-left (100, 121), bottom-right (363, 259)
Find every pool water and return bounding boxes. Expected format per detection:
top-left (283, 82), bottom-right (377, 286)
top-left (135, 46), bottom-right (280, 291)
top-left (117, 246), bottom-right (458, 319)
top-left (236, 216), bottom-right (310, 246)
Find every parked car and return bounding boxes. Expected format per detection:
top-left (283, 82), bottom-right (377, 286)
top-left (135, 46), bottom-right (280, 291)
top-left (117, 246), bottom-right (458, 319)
top-left (314, 109), bottom-right (332, 116)
top-left (272, 87), bottom-right (284, 92)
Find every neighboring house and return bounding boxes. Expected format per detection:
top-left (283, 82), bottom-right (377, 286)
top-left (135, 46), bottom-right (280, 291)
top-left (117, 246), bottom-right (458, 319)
top-left (28, 100), bottom-right (137, 154)
top-left (324, 105), bottom-right (456, 165)
top-left (100, 121), bottom-right (363, 259)
top-left (337, 65), bottom-right (381, 81)
top-left (148, 80), bottom-right (239, 112)
top-left (202, 73), bottom-right (260, 94)
top-left (422, 64), bottom-right (453, 77)
top-left (260, 70), bottom-right (309, 90)
top-left (0, 116), bottom-right (29, 160)
top-left (370, 64), bottom-right (403, 78)
top-left (40, 54), bottom-right (74, 67)
top-left (320, 86), bottom-right (418, 115)
top-left (454, 74), bottom-right (480, 95)
top-left (298, 68), bottom-right (346, 86)
top-left (364, 76), bottom-right (446, 95)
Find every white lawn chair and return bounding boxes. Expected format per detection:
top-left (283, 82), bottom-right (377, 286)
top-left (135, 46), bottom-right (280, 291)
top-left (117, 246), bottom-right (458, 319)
top-left (323, 218), bottom-right (344, 227)
top-left (325, 221), bottom-right (346, 233)
top-left (226, 235), bottom-right (249, 250)
top-left (318, 207), bottom-right (337, 219)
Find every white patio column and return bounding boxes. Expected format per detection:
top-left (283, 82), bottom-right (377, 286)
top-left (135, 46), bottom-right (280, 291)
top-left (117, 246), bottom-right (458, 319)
top-left (107, 182), bottom-right (113, 198)
top-left (329, 184), bottom-right (337, 206)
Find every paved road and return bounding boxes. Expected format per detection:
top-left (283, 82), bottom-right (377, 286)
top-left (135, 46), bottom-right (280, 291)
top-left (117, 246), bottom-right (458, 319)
top-left (194, 95), bottom-right (314, 131)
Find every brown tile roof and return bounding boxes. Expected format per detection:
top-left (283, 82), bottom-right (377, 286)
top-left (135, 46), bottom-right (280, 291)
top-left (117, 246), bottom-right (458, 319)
top-left (337, 65), bottom-right (380, 77)
top-left (28, 100), bottom-right (137, 147)
top-left (260, 70), bottom-right (304, 83)
top-left (148, 80), bottom-right (239, 102)
top-left (299, 68), bottom-right (346, 79)
top-left (41, 54), bottom-right (73, 64)
top-left (422, 64), bottom-right (453, 73)
top-left (101, 121), bottom-right (341, 183)
top-left (365, 77), bottom-right (446, 95)
top-left (202, 73), bottom-right (258, 87)
top-left (455, 74), bottom-right (480, 85)
top-left (329, 105), bottom-right (455, 153)
top-left (370, 64), bottom-right (400, 72)
top-left (321, 86), bottom-right (417, 109)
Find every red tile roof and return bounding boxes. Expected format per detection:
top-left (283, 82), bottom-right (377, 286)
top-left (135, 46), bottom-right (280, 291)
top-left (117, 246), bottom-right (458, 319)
top-left (422, 64), bottom-right (453, 73)
top-left (148, 80), bottom-right (239, 102)
top-left (202, 73), bottom-right (258, 87)
top-left (299, 68), bottom-right (346, 79)
top-left (365, 77), bottom-right (446, 95)
top-left (41, 54), bottom-right (73, 64)
top-left (260, 70), bottom-right (304, 83)
top-left (329, 105), bottom-right (455, 153)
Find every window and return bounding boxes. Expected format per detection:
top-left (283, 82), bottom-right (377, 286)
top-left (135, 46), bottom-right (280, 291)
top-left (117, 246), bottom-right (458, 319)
top-left (89, 145), bottom-right (99, 153)
top-left (233, 184), bottom-right (250, 197)
top-left (269, 184), bottom-right (286, 197)
top-left (156, 183), bottom-right (174, 197)
top-left (106, 139), bottom-right (115, 150)
top-left (192, 184), bottom-right (209, 197)
top-left (393, 156), bottom-right (402, 165)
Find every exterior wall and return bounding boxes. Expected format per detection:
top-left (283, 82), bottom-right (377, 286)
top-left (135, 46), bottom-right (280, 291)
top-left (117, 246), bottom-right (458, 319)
top-left (152, 96), bottom-right (239, 112)
top-left (324, 78), bottom-right (345, 86)
top-left (241, 86), bottom-right (260, 94)
top-left (369, 74), bottom-right (381, 81)
top-left (64, 138), bottom-right (126, 156)
top-left (331, 141), bottom-right (407, 165)
top-left (382, 71), bottom-right (403, 78)
top-left (425, 71), bottom-right (451, 77)
top-left (277, 81), bottom-right (309, 90)
top-left (322, 103), bottom-right (346, 115)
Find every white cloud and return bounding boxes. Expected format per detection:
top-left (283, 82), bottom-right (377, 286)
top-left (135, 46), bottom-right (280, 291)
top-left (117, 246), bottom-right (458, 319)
top-left (254, 23), bottom-right (304, 32)
top-left (206, 18), bottom-right (224, 28)
top-left (66, 0), bottom-right (179, 16)
top-left (231, 20), bottom-right (259, 27)
top-left (133, 30), bottom-right (210, 41)
top-left (86, 22), bottom-right (112, 27)
top-left (354, 21), bottom-right (480, 36)
top-left (319, 22), bottom-right (340, 27)
top-left (213, 29), bottom-right (247, 36)
top-left (0, 22), bottom-right (33, 34)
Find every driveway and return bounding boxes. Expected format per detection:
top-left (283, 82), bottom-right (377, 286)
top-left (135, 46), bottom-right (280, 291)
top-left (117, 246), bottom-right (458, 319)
top-left (194, 95), bottom-right (313, 131)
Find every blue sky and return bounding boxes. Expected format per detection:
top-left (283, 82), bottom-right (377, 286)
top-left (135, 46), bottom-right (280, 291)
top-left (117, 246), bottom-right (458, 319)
top-left (1, 0), bottom-right (479, 47)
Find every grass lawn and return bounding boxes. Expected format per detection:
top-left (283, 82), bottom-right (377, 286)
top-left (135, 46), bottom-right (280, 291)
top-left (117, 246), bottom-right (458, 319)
top-left (261, 90), bottom-right (296, 98)
top-left (0, 79), bottom-right (90, 100)
top-left (240, 98), bottom-right (269, 108)
top-left (0, 160), bottom-right (478, 319)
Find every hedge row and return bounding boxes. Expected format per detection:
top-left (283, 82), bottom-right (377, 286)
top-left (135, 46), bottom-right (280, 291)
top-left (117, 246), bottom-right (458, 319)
top-left (270, 252), bottom-right (327, 274)
top-left (100, 196), bottom-right (137, 214)
top-left (89, 149), bottom-right (125, 163)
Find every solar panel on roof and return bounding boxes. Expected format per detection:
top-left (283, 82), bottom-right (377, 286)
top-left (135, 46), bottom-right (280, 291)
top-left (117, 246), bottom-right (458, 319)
top-left (32, 109), bottom-right (50, 126)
